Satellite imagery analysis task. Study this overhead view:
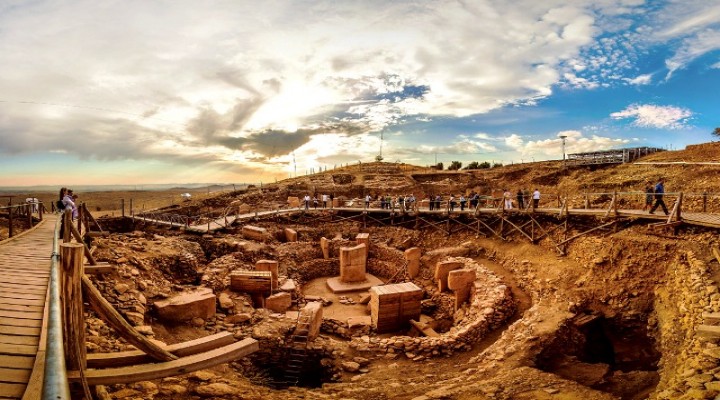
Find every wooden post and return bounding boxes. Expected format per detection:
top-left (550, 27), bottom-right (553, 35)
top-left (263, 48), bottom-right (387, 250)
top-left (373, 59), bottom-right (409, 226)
top-left (703, 192), bottom-right (707, 213)
top-left (77, 202), bottom-right (84, 236)
top-left (121, 199), bottom-right (125, 217)
top-left (584, 193), bottom-right (589, 209)
top-left (8, 199), bottom-right (13, 238)
top-left (129, 199), bottom-right (133, 218)
top-left (61, 243), bottom-right (86, 370)
top-left (63, 211), bottom-right (72, 243)
top-left (27, 203), bottom-right (33, 228)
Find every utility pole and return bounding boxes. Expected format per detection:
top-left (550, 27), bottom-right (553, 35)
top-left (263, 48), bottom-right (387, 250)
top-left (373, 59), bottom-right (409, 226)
top-left (559, 135), bottom-right (568, 169)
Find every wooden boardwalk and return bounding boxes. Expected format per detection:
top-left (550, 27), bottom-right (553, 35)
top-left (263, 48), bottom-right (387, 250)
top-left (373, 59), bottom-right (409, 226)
top-left (0, 215), bottom-right (56, 399)
top-left (136, 205), bottom-right (720, 233)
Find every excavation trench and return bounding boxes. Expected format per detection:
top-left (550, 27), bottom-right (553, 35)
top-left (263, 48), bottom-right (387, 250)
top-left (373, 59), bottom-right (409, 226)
top-left (537, 312), bottom-right (660, 400)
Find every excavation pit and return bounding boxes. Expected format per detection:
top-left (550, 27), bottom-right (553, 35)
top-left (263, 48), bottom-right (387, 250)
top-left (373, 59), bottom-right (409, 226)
top-left (537, 313), bottom-right (660, 399)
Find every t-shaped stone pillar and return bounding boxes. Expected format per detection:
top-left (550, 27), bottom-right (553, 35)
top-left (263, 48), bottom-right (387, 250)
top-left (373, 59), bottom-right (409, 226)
top-left (404, 247), bottom-right (421, 278)
top-left (434, 260), bottom-right (463, 292)
top-left (447, 268), bottom-right (476, 310)
top-left (320, 237), bottom-right (330, 259)
top-left (355, 233), bottom-right (370, 257)
top-left (255, 260), bottom-right (279, 290)
top-left (340, 243), bottom-right (367, 283)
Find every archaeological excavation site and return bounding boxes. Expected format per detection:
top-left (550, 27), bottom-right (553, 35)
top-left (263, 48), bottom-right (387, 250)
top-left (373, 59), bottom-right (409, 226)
top-left (74, 143), bottom-right (720, 399)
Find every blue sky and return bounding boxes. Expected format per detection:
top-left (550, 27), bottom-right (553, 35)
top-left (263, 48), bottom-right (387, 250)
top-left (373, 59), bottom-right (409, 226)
top-left (0, 0), bottom-right (718, 186)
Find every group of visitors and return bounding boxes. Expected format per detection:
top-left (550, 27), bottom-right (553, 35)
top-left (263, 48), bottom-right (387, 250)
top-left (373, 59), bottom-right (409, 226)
top-left (303, 193), bottom-right (334, 209)
top-left (501, 188), bottom-right (540, 210)
top-left (57, 187), bottom-right (79, 219)
top-left (377, 194), bottom-right (416, 210)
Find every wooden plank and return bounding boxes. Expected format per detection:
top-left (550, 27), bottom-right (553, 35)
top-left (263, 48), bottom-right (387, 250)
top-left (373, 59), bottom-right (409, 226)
top-left (0, 317), bottom-right (42, 329)
top-left (87, 331), bottom-right (235, 368)
top-left (697, 324), bottom-right (720, 339)
top-left (0, 303), bottom-right (44, 313)
top-left (0, 284), bottom-right (46, 296)
top-left (703, 312), bottom-right (720, 325)
top-left (0, 309), bottom-right (42, 321)
top-left (0, 355), bottom-right (34, 370)
top-left (0, 343), bottom-right (36, 356)
top-left (0, 335), bottom-right (38, 347)
top-left (0, 325), bottom-right (41, 337)
top-left (0, 292), bottom-right (46, 301)
top-left (0, 368), bottom-right (31, 384)
top-left (0, 383), bottom-right (25, 398)
top-left (68, 338), bottom-right (259, 385)
top-left (0, 297), bottom-right (45, 307)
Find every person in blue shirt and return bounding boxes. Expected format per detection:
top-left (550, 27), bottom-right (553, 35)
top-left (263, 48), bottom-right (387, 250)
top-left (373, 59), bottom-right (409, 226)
top-left (649, 178), bottom-right (669, 215)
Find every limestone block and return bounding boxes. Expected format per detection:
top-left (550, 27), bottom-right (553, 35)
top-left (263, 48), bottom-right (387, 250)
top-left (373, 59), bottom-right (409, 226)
top-left (448, 269), bottom-right (476, 310)
top-left (340, 243), bottom-right (367, 283)
top-left (284, 228), bottom-right (298, 242)
top-left (435, 261), bottom-right (463, 292)
top-left (405, 247), bottom-right (421, 278)
top-left (255, 260), bottom-right (279, 290)
top-left (300, 301), bottom-right (323, 341)
top-left (265, 292), bottom-right (292, 313)
top-left (155, 288), bottom-right (216, 322)
top-left (320, 237), bottom-right (330, 259)
top-left (356, 233), bottom-right (370, 257)
top-left (242, 225), bottom-right (268, 241)
top-left (279, 278), bottom-right (296, 293)
top-left (369, 282), bottom-right (423, 333)
top-left (287, 196), bottom-right (300, 208)
top-left (229, 270), bottom-right (272, 295)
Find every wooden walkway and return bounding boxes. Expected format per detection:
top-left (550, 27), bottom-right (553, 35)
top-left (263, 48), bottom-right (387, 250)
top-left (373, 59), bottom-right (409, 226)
top-left (136, 205), bottom-right (720, 233)
top-left (0, 215), bottom-right (56, 399)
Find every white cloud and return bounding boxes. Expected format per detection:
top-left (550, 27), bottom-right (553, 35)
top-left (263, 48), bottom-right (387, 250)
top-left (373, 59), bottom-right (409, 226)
top-left (506, 130), bottom-right (629, 159)
top-left (665, 29), bottom-right (720, 78)
top-left (610, 104), bottom-right (693, 129)
top-left (625, 73), bottom-right (653, 85)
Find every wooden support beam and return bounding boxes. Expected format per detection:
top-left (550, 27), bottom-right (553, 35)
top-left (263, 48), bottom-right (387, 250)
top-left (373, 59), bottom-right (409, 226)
top-left (702, 312), bottom-right (720, 325)
top-left (81, 275), bottom-right (177, 362)
top-left (87, 332), bottom-right (235, 368)
top-left (557, 220), bottom-right (618, 246)
top-left (409, 319), bottom-right (439, 337)
top-left (68, 338), bottom-right (259, 385)
top-left (697, 324), bottom-right (720, 339)
top-left (84, 262), bottom-right (115, 275)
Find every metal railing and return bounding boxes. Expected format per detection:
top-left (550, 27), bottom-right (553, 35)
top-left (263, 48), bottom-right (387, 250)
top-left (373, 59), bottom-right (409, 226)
top-left (42, 211), bottom-right (71, 399)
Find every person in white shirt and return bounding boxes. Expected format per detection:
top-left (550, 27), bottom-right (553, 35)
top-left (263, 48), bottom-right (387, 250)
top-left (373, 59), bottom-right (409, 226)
top-left (303, 194), bottom-right (310, 210)
top-left (533, 189), bottom-right (540, 209)
top-left (322, 194), bottom-right (328, 208)
top-left (503, 189), bottom-right (513, 210)
top-left (63, 189), bottom-right (78, 219)
top-left (365, 194), bottom-right (371, 208)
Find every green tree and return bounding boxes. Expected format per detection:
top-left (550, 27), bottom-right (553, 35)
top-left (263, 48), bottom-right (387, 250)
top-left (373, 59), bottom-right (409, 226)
top-left (448, 161), bottom-right (462, 170)
top-left (713, 127), bottom-right (720, 138)
top-left (433, 162), bottom-right (444, 170)
top-left (464, 161), bottom-right (480, 170)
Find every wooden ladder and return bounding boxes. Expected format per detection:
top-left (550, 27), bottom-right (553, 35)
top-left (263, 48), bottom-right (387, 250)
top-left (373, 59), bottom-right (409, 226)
top-left (283, 313), bottom-right (312, 386)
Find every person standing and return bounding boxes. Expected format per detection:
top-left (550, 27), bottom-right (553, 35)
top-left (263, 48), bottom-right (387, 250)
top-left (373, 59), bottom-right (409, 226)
top-left (56, 187), bottom-right (67, 213)
top-left (428, 194), bottom-right (434, 211)
top-left (503, 189), bottom-right (513, 210)
top-left (642, 181), bottom-right (654, 211)
top-left (63, 189), bottom-right (78, 219)
top-left (459, 195), bottom-right (466, 211)
top-left (533, 188), bottom-right (540, 209)
top-left (365, 194), bottom-right (371, 209)
top-left (313, 195), bottom-right (319, 209)
top-left (303, 194), bottom-right (310, 210)
top-left (322, 194), bottom-right (328, 208)
top-left (649, 178), bottom-right (669, 215)
top-left (516, 189), bottom-right (524, 210)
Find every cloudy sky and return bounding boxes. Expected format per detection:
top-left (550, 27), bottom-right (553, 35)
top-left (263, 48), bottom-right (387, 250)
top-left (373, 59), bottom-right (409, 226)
top-left (1, 0), bottom-right (718, 186)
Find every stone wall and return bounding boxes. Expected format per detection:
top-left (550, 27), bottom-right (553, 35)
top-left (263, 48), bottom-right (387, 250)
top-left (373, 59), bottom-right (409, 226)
top-left (348, 257), bottom-right (515, 358)
top-left (367, 244), bottom-right (406, 279)
top-left (653, 251), bottom-right (720, 399)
